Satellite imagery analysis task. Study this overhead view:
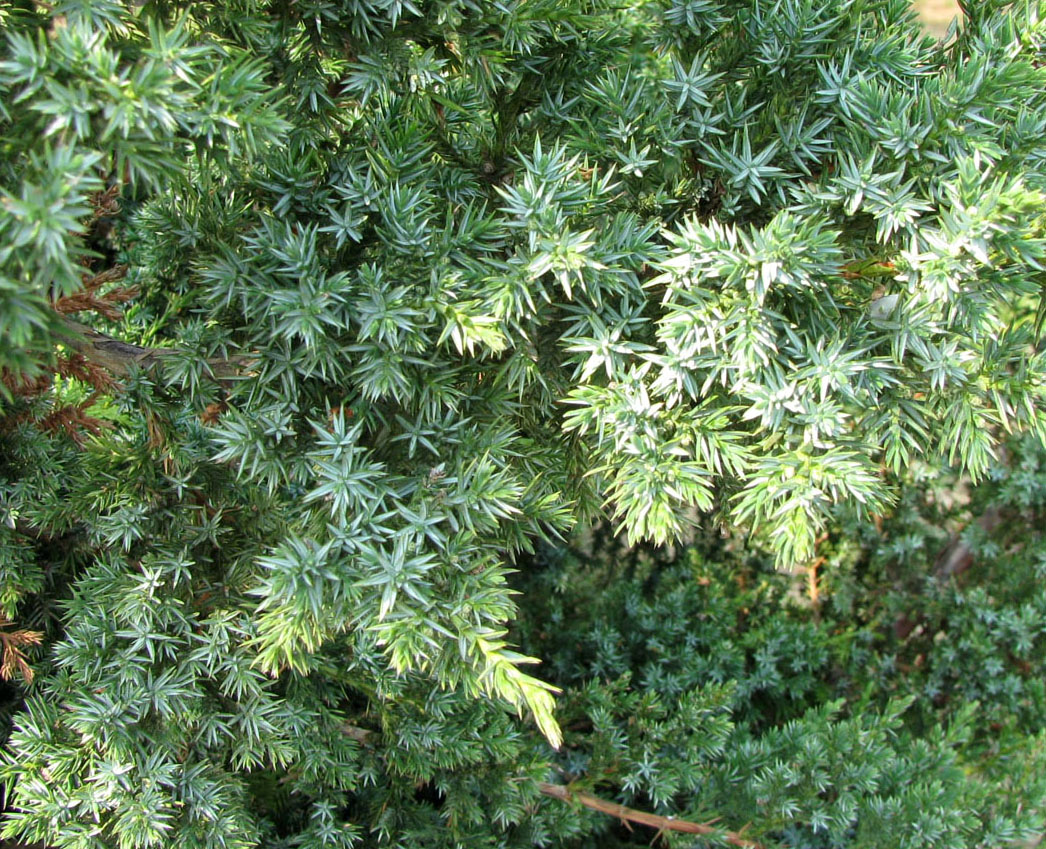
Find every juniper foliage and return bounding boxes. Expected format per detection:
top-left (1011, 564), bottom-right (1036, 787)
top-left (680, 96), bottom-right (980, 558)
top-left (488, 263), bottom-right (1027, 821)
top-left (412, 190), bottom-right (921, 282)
top-left (1, 0), bottom-right (1046, 846)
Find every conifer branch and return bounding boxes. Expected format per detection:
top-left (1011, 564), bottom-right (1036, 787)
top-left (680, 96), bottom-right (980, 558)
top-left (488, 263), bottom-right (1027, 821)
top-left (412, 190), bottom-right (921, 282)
top-left (536, 783), bottom-right (764, 847)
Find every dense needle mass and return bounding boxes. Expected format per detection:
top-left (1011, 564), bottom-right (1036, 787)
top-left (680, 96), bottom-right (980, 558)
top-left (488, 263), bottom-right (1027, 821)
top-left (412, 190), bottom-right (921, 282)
top-left (0, 1), bottom-right (1045, 847)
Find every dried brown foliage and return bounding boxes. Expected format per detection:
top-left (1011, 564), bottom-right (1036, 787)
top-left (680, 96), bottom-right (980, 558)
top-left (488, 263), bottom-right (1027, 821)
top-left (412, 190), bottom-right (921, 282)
top-left (89, 182), bottom-right (121, 219)
top-left (0, 619), bottom-right (43, 684)
top-left (38, 402), bottom-right (109, 445)
top-left (1, 370), bottom-right (52, 398)
top-left (54, 352), bottom-right (118, 394)
top-left (53, 264), bottom-right (136, 322)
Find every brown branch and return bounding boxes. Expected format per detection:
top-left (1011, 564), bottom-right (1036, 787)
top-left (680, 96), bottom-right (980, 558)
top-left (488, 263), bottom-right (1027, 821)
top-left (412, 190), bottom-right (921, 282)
top-left (807, 556), bottom-right (823, 610)
top-left (933, 505), bottom-right (1002, 581)
top-left (56, 315), bottom-right (251, 383)
top-left (340, 724), bottom-right (761, 846)
top-left (895, 505), bottom-right (1005, 640)
top-left (536, 783), bottom-right (763, 848)
top-left (57, 316), bottom-right (174, 377)
top-left (343, 723), bottom-right (378, 745)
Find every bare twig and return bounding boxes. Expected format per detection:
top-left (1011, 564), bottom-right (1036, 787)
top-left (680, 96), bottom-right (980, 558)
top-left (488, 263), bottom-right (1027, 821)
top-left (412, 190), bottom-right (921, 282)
top-left (807, 556), bottom-right (823, 606)
top-left (343, 723), bottom-right (378, 744)
top-left (895, 505), bottom-right (1005, 641)
top-left (933, 505), bottom-right (1002, 581)
top-left (56, 316), bottom-right (252, 383)
top-left (536, 783), bottom-right (763, 848)
top-left (338, 724), bottom-right (761, 846)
